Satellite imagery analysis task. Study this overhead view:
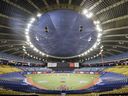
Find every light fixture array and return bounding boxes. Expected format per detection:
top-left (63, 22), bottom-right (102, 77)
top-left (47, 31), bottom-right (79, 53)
top-left (25, 13), bottom-right (48, 58)
top-left (84, 45), bottom-right (104, 61)
top-left (22, 45), bottom-right (42, 61)
top-left (78, 8), bottom-right (103, 57)
top-left (24, 8), bottom-right (103, 59)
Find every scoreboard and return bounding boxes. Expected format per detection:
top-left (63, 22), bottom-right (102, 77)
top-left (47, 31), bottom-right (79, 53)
top-left (69, 62), bottom-right (79, 68)
top-left (47, 62), bottom-right (57, 67)
top-left (47, 62), bottom-right (79, 68)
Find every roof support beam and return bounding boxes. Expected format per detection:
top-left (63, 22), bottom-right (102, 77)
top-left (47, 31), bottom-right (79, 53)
top-left (0, 13), bottom-right (19, 20)
top-left (102, 15), bottom-right (128, 25)
top-left (0, 25), bottom-right (12, 29)
top-left (68, 0), bottom-right (72, 5)
top-left (96, 0), bottom-right (128, 15)
top-left (80, 0), bottom-right (86, 7)
top-left (104, 51), bottom-right (114, 56)
top-left (115, 45), bottom-right (128, 49)
top-left (109, 49), bottom-right (123, 54)
top-left (27, 0), bottom-right (41, 12)
top-left (42, 0), bottom-right (49, 8)
top-left (104, 44), bottom-right (128, 50)
top-left (103, 34), bottom-right (128, 38)
top-left (1, 47), bottom-right (19, 53)
top-left (0, 39), bottom-right (26, 42)
top-left (11, 50), bottom-right (23, 55)
top-left (56, 0), bottom-right (60, 5)
top-left (0, 33), bottom-right (24, 37)
top-left (103, 26), bottom-right (128, 33)
top-left (2, 0), bottom-right (33, 15)
top-left (102, 40), bottom-right (128, 43)
top-left (0, 44), bottom-right (26, 47)
top-left (89, 0), bottom-right (102, 11)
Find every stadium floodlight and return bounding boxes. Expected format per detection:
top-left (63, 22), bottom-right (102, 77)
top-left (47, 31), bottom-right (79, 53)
top-left (84, 52), bottom-right (87, 55)
top-left (25, 31), bottom-right (29, 35)
top-left (92, 43), bottom-right (97, 49)
top-left (30, 43), bottom-right (34, 48)
top-left (25, 28), bottom-right (29, 32)
top-left (100, 45), bottom-right (104, 49)
top-left (22, 46), bottom-right (26, 49)
top-left (96, 25), bottom-right (102, 32)
top-left (34, 48), bottom-right (39, 53)
top-left (41, 53), bottom-right (45, 56)
top-left (39, 51), bottom-right (42, 54)
top-left (26, 35), bottom-right (30, 42)
top-left (78, 55), bottom-right (81, 57)
top-left (98, 33), bottom-right (102, 38)
top-left (27, 41), bottom-right (31, 45)
top-left (30, 17), bottom-right (35, 23)
top-left (36, 49), bottom-right (39, 53)
top-left (90, 48), bottom-right (93, 52)
top-left (82, 9), bottom-right (88, 14)
top-left (97, 38), bottom-right (101, 42)
top-left (87, 50), bottom-right (90, 53)
top-left (81, 54), bottom-right (84, 56)
top-left (33, 47), bottom-right (37, 51)
top-left (27, 23), bottom-right (32, 29)
top-left (94, 20), bottom-right (100, 25)
top-left (101, 49), bottom-right (103, 52)
top-left (24, 51), bottom-right (27, 54)
top-left (37, 13), bottom-right (42, 17)
top-left (27, 53), bottom-right (30, 56)
top-left (97, 41), bottom-right (101, 46)
top-left (23, 48), bottom-right (26, 51)
top-left (86, 12), bottom-right (93, 18)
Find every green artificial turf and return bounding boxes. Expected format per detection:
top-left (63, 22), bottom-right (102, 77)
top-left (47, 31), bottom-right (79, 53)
top-left (26, 73), bottom-right (99, 90)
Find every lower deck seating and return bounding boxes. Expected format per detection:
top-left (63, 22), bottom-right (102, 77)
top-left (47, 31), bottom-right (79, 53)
top-left (0, 88), bottom-right (33, 95)
top-left (0, 65), bottom-right (22, 74)
top-left (74, 67), bottom-right (105, 72)
top-left (18, 66), bottom-right (52, 72)
top-left (104, 66), bottom-right (128, 76)
top-left (0, 86), bottom-right (128, 96)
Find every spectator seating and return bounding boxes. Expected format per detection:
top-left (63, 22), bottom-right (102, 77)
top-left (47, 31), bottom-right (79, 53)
top-left (18, 66), bottom-right (52, 72)
top-left (0, 52), bottom-right (42, 63)
top-left (104, 65), bottom-right (128, 76)
top-left (0, 86), bottom-right (128, 96)
top-left (74, 67), bottom-right (105, 72)
top-left (0, 65), bottom-right (22, 74)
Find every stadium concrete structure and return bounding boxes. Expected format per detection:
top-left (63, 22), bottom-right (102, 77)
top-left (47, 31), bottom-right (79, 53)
top-left (0, 0), bottom-right (128, 96)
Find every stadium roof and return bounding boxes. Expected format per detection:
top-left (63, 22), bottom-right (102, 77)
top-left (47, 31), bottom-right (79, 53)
top-left (0, 0), bottom-right (128, 62)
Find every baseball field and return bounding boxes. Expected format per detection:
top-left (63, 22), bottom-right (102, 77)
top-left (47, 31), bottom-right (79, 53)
top-left (26, 73), bottom-right (100, 90)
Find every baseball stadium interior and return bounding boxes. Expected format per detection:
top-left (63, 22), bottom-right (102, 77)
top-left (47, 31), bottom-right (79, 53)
top-left (0, 0), bottom-right (128, 96)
